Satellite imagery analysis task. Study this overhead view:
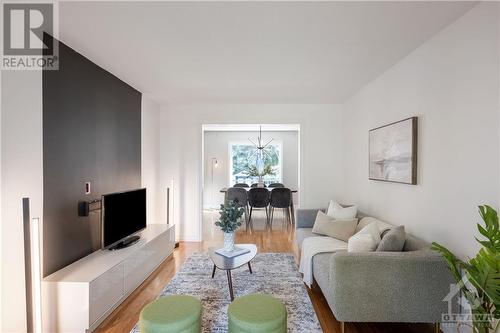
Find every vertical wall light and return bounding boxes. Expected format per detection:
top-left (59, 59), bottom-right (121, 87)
top-left (166, 187), bottom-right (170, 225)
top-left (22, 198), bottom-right (33, 332)
top-left (30, 217), bottom-right (42, 333)
top-left (170, 177), bottom-right (175, 228)
top-left (23, 198), bottom-right (43, 333)
top-left (170, 177), bottom-right (179, 245)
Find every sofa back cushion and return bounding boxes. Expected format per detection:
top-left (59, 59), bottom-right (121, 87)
top-left (351, 216), bottom-right (430, 252)
top-left (355, 216), bottom-right (394, 234)
top-left (403, 233), bottom-right (431, 251)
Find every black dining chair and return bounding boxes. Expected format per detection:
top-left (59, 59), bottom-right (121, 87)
top-left (269, 188), bottom-right (292, 228)
top-left (268, 183), bottom-right (285, 188)
top-left (250, 183), bottom-right (266, 188)
top-left (225, 187), bottom-right (249, 222)
top-left (247, 188), bottom-right (270, 229)
top-left (233, 183), bottom-right (249, 188)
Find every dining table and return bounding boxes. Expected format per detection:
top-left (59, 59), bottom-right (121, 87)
top-left (219, 187), bottom-right (298, 225)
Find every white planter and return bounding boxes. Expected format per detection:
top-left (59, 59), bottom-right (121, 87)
top-left (223, 232), bottom-right (235, 252)
top-left (258, 176), bottom-right (264, 187)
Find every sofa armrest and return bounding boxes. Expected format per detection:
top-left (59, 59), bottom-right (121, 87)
top-left (329, 250), bottom-right (454, 323)
top-left (295, 209), bottom-right (323, 229)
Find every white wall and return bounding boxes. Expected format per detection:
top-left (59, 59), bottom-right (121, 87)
top-left (203, 130), bottom-right (299, 209)
top-left (340, 2), bottom-right (499, 259)
top-left (141, 96), bottom-right (161, 224)
top-left (1, 70), bottom-right (43, 332)
top-left (159, 104), bottom-right (343, 241)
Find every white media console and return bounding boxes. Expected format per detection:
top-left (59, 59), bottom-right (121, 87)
top-left (42, 224), bottom-right (175, 333)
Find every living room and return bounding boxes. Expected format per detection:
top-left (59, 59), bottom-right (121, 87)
top-left (1, 1), bottom-right (499, 333)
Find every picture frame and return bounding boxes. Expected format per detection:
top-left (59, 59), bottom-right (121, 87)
top-left (369, 117), bottom-right (418, 185)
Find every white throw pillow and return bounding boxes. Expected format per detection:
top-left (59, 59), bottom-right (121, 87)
top-left (347, 222), bottom-right (381, 252)
top-left (326, 200), bottom-right (357, 219)
top-left (347, 234), bottom-right (377, 252)
top-left (312, 211), bottom-right (358, 242)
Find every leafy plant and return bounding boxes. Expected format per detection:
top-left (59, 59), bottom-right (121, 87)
top-left (432, 205), bottom-right (500, 333)
top-left (244, 164), bottom-right (276, 177)
top-left (215, 200), bottom-right (244, 233)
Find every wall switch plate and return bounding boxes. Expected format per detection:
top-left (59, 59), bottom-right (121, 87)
top-left (85, 182), bottom-right (91, 194)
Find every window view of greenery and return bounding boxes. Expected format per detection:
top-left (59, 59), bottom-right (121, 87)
top-left (230, 144), bottom-right (281, 186)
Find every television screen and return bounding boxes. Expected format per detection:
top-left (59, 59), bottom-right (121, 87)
top-left (102, 188), bottom-right (146, 249)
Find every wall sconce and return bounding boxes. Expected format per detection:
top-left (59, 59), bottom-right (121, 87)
top-left (211, 158), bottom-right (219, 181)
top-left (211, 158), bottom-right (219, 210)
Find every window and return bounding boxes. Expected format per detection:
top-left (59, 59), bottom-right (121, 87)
top-left (229, 142), bottom-right (282, 186)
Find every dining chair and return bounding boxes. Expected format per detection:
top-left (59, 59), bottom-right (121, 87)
top-left (269, 188), bottom-right (292, 229)
top-left (233, 183), bottom-right (249, 188)
top-left (268, 183), bottom-right (285, 188)
top-left (225, 187), bottom-right (249, 223)
top-left (250, 183), bottom-right (266, 188)
top-left (247, 188), bottom-right (270, 229)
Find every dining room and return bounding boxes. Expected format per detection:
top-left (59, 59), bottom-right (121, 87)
top-left (202, 124), bottom-right (300, 239)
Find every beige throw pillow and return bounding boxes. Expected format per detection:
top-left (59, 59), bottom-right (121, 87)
top-left (312, 211), bottom-right (358, 242)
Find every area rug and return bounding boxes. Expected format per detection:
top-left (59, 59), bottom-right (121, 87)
top-left (130, 252), bottom-right (322, 332)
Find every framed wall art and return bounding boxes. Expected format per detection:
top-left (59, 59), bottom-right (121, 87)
top-left (369, 117), bottom-right (418, 185)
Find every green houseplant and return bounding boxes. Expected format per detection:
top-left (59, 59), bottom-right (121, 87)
top-left (432, 205), bottom-right (500, 333)
top-left (215, 200), bottom-right (244, 252)
top-left (244, 164), bottom-right (276, 187)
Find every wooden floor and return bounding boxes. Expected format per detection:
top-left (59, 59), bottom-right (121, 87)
top-left (95, 210), bottom-right (436, 333)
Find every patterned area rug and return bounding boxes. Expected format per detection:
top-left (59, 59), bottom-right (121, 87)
top-left (130, 252), bottom-right (322, 332)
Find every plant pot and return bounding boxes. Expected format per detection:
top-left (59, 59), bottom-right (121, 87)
top-left (258, 176), bottom-right (264, 188)
top-left (223, 232), bottom-right (235, 252)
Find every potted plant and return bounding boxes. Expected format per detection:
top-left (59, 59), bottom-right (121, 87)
top-left (215, 200), bottom-right (244, 252)
top-left (432, 205), bottom-right (500, 333)
top-left (244, 164), bottom-right (276, 187)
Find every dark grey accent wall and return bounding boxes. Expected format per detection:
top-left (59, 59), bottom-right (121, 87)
top-left (43, 39), bottom-right (141, 276)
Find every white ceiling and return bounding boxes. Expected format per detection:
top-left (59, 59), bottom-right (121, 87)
top-left (58, 1), bottom-right (476, 104)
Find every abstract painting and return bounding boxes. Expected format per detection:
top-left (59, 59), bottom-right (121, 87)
top-left (369, 117), bottom-right (418, 184)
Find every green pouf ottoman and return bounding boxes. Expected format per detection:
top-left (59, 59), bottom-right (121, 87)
top-left (139, 295), bottom-right (202, 333)
top-left (228, 294), bottom-right (287, 333)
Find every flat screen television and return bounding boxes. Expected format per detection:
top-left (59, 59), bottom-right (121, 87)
top-left (101, 188), bottom-right (146, 250)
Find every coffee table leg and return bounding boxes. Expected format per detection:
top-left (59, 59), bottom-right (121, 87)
top-left (226, 270), bottom-right (234, 301)
top-left (248, 262), bottom-right (253, 274)
top-left (211, 264), bottom-right (216, 278)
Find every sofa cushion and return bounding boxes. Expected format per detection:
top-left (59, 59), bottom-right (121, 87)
top-left (348, 222), bottom-right (381, 252)
top-left (377, 226), bottom-right (406, 251)
top-left (295, 228), bottom-right (314, 249)
top-left (326, 201), bottom-right (357, 219)
top-left (355, 216), bottom-right (393, 234)
top-left (312, 211), bottom-right (358, 242)
top-left (403, 233), bottom-right (431, 251)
